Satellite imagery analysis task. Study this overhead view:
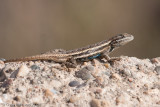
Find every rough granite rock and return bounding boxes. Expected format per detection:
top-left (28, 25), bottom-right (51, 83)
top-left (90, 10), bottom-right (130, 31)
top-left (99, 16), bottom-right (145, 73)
top-left (0, 56), bottom-right (160, 107)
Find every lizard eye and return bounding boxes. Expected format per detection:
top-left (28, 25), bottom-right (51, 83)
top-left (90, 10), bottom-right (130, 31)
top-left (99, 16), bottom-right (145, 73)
top-left (110, 40), bottom-right (119, 47)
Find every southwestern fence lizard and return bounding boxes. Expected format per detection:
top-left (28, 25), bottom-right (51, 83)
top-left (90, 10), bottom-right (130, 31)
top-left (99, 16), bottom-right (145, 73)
top-left (4, 33), bottom-right (134, 67)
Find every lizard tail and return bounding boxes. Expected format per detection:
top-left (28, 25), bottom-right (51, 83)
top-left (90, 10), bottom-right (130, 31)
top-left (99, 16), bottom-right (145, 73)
top-left (4, 55), bottom-right (68, 63)
top-left (4, 55), bottom-right (50, 63)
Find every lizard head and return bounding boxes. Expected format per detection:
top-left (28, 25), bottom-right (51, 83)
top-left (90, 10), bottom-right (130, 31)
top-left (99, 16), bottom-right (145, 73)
top-left (109, 33), bottom-right (134, 52)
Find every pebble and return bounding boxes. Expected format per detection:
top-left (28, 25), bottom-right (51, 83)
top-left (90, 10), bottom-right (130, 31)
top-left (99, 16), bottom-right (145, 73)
top-left (51, 89), bottom-right (58, 94)
top-left (89, 87), bottom-right (102, 94)
top-left (156, 101), bottom-right (160, 105)
top-left (69, 81), bottom-right (80, 87)
top-left (10, 65), bottom-right (27, 78)
top-left (1, 79), bottom-right (12, 87)
top-left (50, 80), bottom-right (62, 89)
top-left (151, 57), bottom-right (160, 64)
top-left (0, 60), bottom-right (4, 65)
top-left (76, 82), bottom-right (86, 88)
top-left (31, 65), bottom-right (40, 70)
top-left (90, 99), bottom-right (101, 107)
top-left (122, 69), bottom-right (131, 76)
top-left (32, 96), bottom-right (44, 105)
top-left (0, 71), bottom-right (7, 82)
top-left (128, 78), bottom-right (133, 82)
top-left (0, 58), bottom-right (6, 61)
top-left (104, 63), bottom-right (109, 68)
top-left (16, 88), bottom-right (22, 92)
top-left (13, 96), bottom-right (20, 101)
top-left (68, 103), bottom-right (74, 107)
top-left (17, 65), bottom-right (30, 77)
top-left (83, 62), bottom-right (88, 66)
top-left (0, 98), bottom-right (3, 103)
top-left (86, 65), bottom-right (94, 71)
top-left (104, 71), bottom-right (111, 76)
top-left (28, 61), bottom-right (34, 66)
top-left (95, 76), bottom-right (104, 85)
top-left (44, 89), bottom-right (53, 97)
top-left (42, 66), bottom-right (49, 71)
top-left (95, 88), bottom-right (102, 94)
top-left (69, 95), bottom-right (80, 103)
top-left (75, 66), bottom-right (93, 80)
top-left (3, 94), bottom-right (8, 100)
top-left (75, 66), bottom-right (94, 80)
top-left (116, 95), bottom-right (125, 105)
top-left (147, 88), bottom-right (159, 94)
top-left (90, 99), bottom-right (109, 107)
top-left (155, 66), bottom-right (160, 75)
top-left (30, 79), bottom-right (35, 84)
top-left (111, 73), bottom-right (122, 80)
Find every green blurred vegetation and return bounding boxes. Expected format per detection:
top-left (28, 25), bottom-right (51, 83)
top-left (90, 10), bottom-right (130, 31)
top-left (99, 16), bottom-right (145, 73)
top-left (0, 0), bottom-right (160, 59)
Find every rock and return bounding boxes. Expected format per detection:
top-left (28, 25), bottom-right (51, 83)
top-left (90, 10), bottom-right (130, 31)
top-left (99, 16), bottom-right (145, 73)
top-left (75, 66), bottom-right (93, 80)
top-left (90, 99), bottom-right (101, 107)
top-left (89, 87), bottom-right (102, 94)
top-left (0, 58), bottom-right (6, 62)
top-left (13, 96), bottom-right (21, 101)
top-left (104, 63), bottom-right (110, 68)
top-left (31, 65), bottom-right (40, 70)
top-left (116, 95), bottom-right (125, 105)
top-left (0, 98), bottom-right (3, 103)
top-left (28, 61), bottom-right (34, 66)
top-left (10, 65), bottom-right (29, 78)
top-left (121, 69), bottom-right (131, 76)
top-left (17, 65), bottom-right (30, 77)
top-left (69, 95), bottom-right (80, 103)
top-left (76, 82), bottom-right (87, 88)
top-left (155, 66), bottom-right (160, 75)
top-left (16, 88), bottom-right (22, 92)
top-left (1, 79), bottom-right (12, 87)
top-left (111, 73), bottom-right (122, 80)
top-left (51, 89), bottom-right (58, 94)
top-left (128, 78), bottom-right (133, 82)
top-left (50, 80), bottom-right (62, 89)
top-left (44, 89), bottom-right (54, 97)
top-left (0, 60), bottom-right (4, 65)
top-left (0, 70), bottom-right (7, 82)
top-left (95, 76), bottom-right (104, 85)
top-left (86, 66), bottom-right (94, 71)
top-left (69, 81), bottom-right (80, 87)
top-left (68, 103), bottom-right (74, 107)
top-left (0, 56), bottom-right (160, 106)
top-left (90, 99), bottom-right (110, 107)
top-left (104, 71), bottom-right (111, 76)
top-left (151, 57), bottom-right (160, 64)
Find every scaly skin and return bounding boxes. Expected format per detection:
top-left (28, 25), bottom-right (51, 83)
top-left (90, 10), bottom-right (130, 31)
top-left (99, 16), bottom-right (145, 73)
top-left (4, 33), bottom-right (134, 65)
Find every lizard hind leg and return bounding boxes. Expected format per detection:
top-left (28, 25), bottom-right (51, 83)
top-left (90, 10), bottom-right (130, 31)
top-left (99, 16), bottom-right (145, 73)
top-left (62, 58), bottom-right (77, 68)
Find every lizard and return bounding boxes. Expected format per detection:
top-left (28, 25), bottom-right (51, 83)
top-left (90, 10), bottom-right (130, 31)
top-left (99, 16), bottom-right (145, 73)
top-left (3, 33), bottom-right (134, 67)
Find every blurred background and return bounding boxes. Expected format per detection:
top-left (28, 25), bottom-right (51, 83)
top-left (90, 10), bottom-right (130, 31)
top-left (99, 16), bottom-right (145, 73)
top-left (0, 0), bottom-right (160, 59)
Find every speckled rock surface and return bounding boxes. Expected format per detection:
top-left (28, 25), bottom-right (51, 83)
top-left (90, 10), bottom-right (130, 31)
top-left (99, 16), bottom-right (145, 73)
top-left (0, 56), bottom-right (160, 107)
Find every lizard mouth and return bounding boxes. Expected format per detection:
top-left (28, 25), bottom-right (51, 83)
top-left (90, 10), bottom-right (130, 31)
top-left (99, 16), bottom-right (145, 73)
top-left (120, 34), bottom-right (134, 45)
top-left (121, 34), bottom-right (134, 46)
top-left (110, 33), bottom-right (134, 47)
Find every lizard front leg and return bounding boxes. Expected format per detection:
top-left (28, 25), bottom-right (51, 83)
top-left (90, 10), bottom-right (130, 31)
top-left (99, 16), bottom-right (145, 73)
top-left (100, 53), bottom-right (121, 62)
